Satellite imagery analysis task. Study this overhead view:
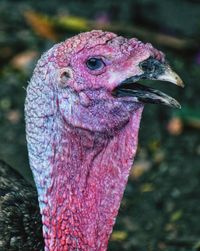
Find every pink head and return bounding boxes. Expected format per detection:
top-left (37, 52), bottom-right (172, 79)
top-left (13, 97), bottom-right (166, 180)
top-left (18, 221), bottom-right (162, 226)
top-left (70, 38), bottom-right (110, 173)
top-left (25, 30), bottom-right (182, 250)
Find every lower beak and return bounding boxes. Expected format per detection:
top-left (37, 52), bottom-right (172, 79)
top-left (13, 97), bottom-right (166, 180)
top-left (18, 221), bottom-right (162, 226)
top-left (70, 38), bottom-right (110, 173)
top-left (113, 59), bottom-right (184, 109)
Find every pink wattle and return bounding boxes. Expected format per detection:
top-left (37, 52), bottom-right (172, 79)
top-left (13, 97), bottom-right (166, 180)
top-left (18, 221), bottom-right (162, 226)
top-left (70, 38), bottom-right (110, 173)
top-left (41, 107), bottom-right (143, 251)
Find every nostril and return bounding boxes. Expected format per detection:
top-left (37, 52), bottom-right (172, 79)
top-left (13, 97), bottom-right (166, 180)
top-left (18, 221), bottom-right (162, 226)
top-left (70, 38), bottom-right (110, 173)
top-left (140, 61), bottom-right (153, 72)
top-left (139, 57), bottom-right (160, 74)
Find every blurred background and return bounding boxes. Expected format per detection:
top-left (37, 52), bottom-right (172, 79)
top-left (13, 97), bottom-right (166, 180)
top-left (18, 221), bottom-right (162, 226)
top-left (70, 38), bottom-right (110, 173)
top-left (0, 0), bottom-right (200, 250)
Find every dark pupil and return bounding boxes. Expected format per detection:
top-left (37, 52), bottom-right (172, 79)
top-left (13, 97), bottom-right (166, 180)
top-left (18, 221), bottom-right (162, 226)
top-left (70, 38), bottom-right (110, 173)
top-left (86, 58), bottom-right (103, 70)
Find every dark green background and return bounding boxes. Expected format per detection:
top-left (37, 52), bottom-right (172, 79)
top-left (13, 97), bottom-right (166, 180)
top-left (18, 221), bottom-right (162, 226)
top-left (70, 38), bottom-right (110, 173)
top-left (0, 0), bottom-right (200, 250)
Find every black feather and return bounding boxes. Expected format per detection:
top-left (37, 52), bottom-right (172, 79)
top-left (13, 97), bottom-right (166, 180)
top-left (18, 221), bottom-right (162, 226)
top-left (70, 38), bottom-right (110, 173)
top-left (0, 160), bottom-right (44, 251)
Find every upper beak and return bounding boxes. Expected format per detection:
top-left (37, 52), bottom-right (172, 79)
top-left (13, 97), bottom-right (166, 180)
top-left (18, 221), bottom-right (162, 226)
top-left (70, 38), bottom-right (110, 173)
top-left (113, 57), bottom-right (184, 108)
top-left (157, 65), bottom-right (184, 87)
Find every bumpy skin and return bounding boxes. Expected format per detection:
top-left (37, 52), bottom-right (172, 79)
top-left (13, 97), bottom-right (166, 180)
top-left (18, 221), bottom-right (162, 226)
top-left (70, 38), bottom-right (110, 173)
top-left (25, 30), bottom-right (165, 251)
top-left (0, 160), bottom-right (44, 250)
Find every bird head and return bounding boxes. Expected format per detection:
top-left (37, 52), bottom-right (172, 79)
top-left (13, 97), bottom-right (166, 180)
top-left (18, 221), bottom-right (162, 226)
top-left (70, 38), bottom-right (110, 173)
top-left (26, 30), bottom-right (184, 250)
top-left (30, 30), bottom-right (182, 135)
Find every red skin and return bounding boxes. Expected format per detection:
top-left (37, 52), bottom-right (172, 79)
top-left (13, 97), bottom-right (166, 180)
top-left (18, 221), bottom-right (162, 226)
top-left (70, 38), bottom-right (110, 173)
top-left (42, 107), bottom-right (143, 250)
top-left (25, 30), bottom-right (165, 250)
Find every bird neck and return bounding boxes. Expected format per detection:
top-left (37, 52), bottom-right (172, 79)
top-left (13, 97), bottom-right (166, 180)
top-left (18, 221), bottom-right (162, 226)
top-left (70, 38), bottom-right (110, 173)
top-left (28, 108), bottom-right (143, 251)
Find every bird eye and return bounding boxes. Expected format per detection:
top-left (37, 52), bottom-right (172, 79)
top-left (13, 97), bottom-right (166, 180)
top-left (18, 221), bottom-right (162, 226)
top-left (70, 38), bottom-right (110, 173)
top-left (86, 58), bottom-right (105, 70)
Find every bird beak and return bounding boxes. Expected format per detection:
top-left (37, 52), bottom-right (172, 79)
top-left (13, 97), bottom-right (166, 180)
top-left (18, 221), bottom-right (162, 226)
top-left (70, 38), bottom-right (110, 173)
top-left (113, 57), bottom-right (184, 108)
top-left (156, 65), bottom-right (184, 88)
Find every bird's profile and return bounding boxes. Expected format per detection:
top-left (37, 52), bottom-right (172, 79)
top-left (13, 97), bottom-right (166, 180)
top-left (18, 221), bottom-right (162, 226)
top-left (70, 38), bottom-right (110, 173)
top-left (0, 30), bottom-right (183, 251)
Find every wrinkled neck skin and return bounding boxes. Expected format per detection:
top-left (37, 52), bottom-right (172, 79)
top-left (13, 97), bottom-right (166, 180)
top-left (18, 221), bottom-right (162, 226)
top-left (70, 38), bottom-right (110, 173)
top-left (37, 111), bottom-right (142, 251)
top-left (26, 75), bottom-right (143, 251)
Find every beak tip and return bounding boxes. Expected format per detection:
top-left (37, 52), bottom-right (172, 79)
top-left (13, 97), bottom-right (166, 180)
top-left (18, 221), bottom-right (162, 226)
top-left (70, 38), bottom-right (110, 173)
top-left (158, 66), bottom-right (184, 88)
top-left (176, 78), bottom-right (184, 88)
top-left (171, 99), bottom-right (181, 109)
top-left (170, 69), bottom-right (184, 88)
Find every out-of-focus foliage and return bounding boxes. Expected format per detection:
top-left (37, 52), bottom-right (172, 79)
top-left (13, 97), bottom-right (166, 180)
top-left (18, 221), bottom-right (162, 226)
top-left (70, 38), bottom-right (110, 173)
top-left (0, 0), bottom-right (200, 250)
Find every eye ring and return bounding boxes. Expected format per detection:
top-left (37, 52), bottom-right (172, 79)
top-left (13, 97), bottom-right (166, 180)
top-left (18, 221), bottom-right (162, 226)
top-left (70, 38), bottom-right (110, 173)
top-left (86, 57), bottom-right (105, 70)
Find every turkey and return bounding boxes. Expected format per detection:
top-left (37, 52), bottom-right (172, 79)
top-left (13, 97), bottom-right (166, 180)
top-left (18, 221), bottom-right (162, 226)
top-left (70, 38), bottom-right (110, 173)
top-left (0, 30), bottom-right (183, 251)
